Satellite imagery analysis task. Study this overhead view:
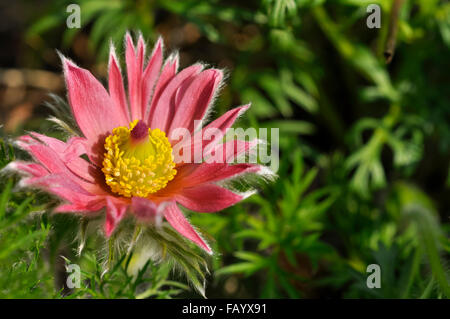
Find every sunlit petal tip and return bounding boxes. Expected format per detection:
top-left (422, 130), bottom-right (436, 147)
top-left (137, 32), bottom-right (146, 51)
top-left (2, 161), bottom-right (19, 175)
top-left (125, 31), bottom-right (135, 52)
top-left (108, 41), bottom-right (120, 69)
top-left (166, 51), bottom-right (180, 71)
top-left (13, 135), bottom-right (35, 151)
top-left (164, 203), bottom-right (213, 254)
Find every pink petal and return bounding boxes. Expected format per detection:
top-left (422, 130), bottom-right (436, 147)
top-left (26, 143), bottom-right (106, 196)
top-left (175, 183), bottom-right (244, 212)
top-left (15, 135), bottom-right (36, 150)
top-left (125, 33), bottom-right (137, 117)
top-left (150, 63), bottom-right (203, 132)
top-left (105, 197), bottom-right (128, 237)
top-left (25, 173), bottom-right (96, 205)
top-left (164, 202), bottom-right (212, 254)
top-left (207, 139), bottom-right (259, 163)
top-left (169, 69), bottom-right (223, 134)
top-left (200, 104), bottom-right (250, 153)
top-left (108, 44), bottom-right (131, 123)
top-left (141, 37), bottom-right (163, 120)
top-left (28, 132), bottom-right (65, 152)
top-left (62, 57), bottom-right (127, 164)
top-left (24, 133), bottom-right (106, 195)
top-left (29, 133), bottom-right (87, 162)
top-left (178, 163), bottom-right (259, 187)
top-left (11, 147), bottom-right (104, 206)
top-left (173, 104), bottom-right (250, 160)
top-left (146, 54), bottom-right (179, 125)
top-left (126, 33), bottom-right (146, 121)
top-left (54, 202), bottom-right (104, 214)
top-left (28, 144), bottom-right (76, 176)
top-left (8, 161), bottom-right (48, 177)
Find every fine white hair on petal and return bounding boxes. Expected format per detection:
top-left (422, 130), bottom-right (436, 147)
top-left (0, 161), bottom-right (21, 180)
top-left (237, 137), bottom-right (264, 163)
top-left (44, 94), bottom-right (79, 136)
top-left (239, 189), bottom-right (258, 200)
top-left (17, 177), bottom-right (40, 191)
top-left (124, 30), bottom-right (134, 49)
top-left (12, 139), bottom-right (29, 151)
top-left (146, 35), bottom-right (165, 66)
top-left (215, 162), bottom-right (277, 197)
top-left (164, 51), bottom-right (180, 73)
top-left (108, 40), bottom-right (122, 72)
top-left (137, 31), bottom-right (146, 56)
top-left (196, 67), bottom-right (228, 131)
top-left (47, 116), bottom-right (79, 137)
top-left (256, 164), bottom-right (278, 182)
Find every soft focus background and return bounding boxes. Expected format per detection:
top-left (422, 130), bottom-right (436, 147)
top-left (0, 0), bottom-right (449, 298)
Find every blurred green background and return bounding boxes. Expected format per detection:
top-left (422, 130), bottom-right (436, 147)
top-left (0, 0), bottom-right (449, 298)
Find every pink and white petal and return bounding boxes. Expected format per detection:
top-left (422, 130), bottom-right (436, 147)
top-left (137, 162), bottom-right (260, 203)
top-left (126, 33), bottom-right (146, 121)
top-left (6, 161), bottom-right (48, 178)
top-left (200, 104), bottom-right (250, 152)
top-left (61, 57), bottom-right (127, 163)
top-left (28, 144), bottom-right (75, 176)
top-left (56, 137), bottom-right (103, 187)
top-left (105, 197), bottom-right (128, 237)
top-left (28, 132), bottom-right (65, 152)
top-left (26, 143), bottom-right (104, 195)
top-left (24, 174), bottom-right (97, 205)
top-left (169, 69), bottom-right (223, 134)
top-left (109, 44), bottom-right (131, 123)
top-left (175, 183), bottom-right (244, 213)
top-left (125, 33), bottom-right (138, 117)
top-left (30, 133), bottom-right (87, 164)
top-left (146, 53), bottom-right (179, 125)
top-left (27, 133), bottom-right (103, 189)
top-left (141, 37), bottom-right (163, 120)
top-left (207, 139), bottom-right (260, 163)
top-left (172, 104), bottom-right (250, 159)
top-left (164, 202), bottom-right (212, 254)
top-left (29, 133), bottom-right (88, 163)
top-left (54, 201), bottom-right (104, 214)
top-left (15, 134), bottom-right (39, 151)
top-left (16, 135), bottom-right (107, 196)
top-left (62, 57), bottom-right (128, 136)
top-left (177, 163), bottom-right (260, 187)
top-left (150, 63), bottom-right (203, 132)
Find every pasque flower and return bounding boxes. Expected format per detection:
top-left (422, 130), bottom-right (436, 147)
top-left (9, 33), bottom-right (270, 254)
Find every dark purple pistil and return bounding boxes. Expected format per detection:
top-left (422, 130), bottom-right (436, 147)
top-left (130, 120), bottom-right (148, 142)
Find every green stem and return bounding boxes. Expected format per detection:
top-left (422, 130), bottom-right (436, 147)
top-left (401, 246), bottom-right (422, 298)
top-left (420, 277), bottom-right (435, 299)
top-left (108, 235), bottom-right (115, 271)
top-left (136, 288), bottom-right (156, 300)
top-left (125, 225), bottom-right (142, 272)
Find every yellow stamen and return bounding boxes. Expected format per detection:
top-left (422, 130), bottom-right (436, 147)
top-left (102, 120), bottom-right (177, 197)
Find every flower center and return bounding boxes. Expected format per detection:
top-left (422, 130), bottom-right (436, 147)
top-left (102, 120), bottom-right (177, 198)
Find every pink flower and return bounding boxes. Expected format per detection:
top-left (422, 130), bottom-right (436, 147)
top-left (9, 33), bottom-right (269, 254)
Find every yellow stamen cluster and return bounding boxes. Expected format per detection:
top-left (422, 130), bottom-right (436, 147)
top-left (102, 120), bottom-right (177, 198)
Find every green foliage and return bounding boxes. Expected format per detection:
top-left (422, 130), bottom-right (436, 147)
top-left (0, 138), bottom-right (53, 298)
top-left (214, 147), bottom-right (338, 297)
top-left (62, 252), bottom-right (189, 299)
